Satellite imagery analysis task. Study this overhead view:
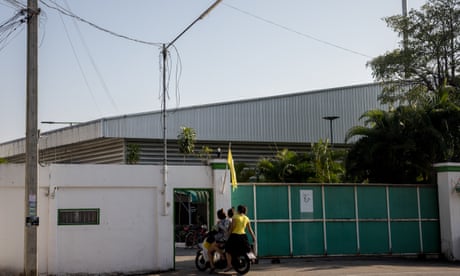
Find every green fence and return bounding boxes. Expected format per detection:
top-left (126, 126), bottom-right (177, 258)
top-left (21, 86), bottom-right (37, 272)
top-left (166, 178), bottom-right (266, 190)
top-left (231, 183), bottom-right (440, 257)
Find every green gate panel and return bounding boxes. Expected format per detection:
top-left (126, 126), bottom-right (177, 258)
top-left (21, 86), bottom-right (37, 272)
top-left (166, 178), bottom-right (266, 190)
top-left (291, 186), bottom-right (323, 219)
top-left (256, 186), bottom-right (289, 220)
top-left (232, 184), bottom-right (440, 258)
top-left (391, 222), bottom-right (420, 253)
top-left (325, 186), bottom-right (355, 219)
top-left (359, 222), bottom-right (389, 254)
top-left (422, 221), bottom-right (440, 253)
top-left (257, 222), bottom-right (290, 257)
top-left (326, 222), bottom-right (357, 254)
top-left (292, 222), bottom-right (324, 255)
top-left (419, 187), bottom-right (439, 219)
top-left (232, 186), bottom-right (255, 218)
top-left (357, 186), bottom-right (387, 219)
top-left (389, 187), bottom-right (418, 219)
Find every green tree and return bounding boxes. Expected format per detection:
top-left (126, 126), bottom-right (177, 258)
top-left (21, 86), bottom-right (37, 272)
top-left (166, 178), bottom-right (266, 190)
top-left (345, 108), bottom-right (423, 183)
top-left (368, 0), bottom-right (460, 106)
top-left (198, 146), bottom-right (213, 162)
top-left (344, 100), bottom-right (459, 183)
top-left (347, 0), bottom-right (460, 184)
top-left (309, 139), bottom-right (345, 183)
top-left (254, 145), bottom-right (345, 183)
top-left (177, 126), bottom-right (196, 157)
top-left (126, 144), bottom-right (140, 164)
top-left (0, 158), bottom-right (7, 164)
top-left (257, 149), bottom-right (313, 183)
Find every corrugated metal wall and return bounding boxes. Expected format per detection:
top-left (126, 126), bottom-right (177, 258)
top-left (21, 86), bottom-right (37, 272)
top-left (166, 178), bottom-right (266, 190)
top-left (130, 139), bottom-right (320, 166)
top-left (103, 83), bottom-right (384, 143)
top-left (0, 83), bottom-right (384, 163)
top-left (6, 138), bottom-right (124, 164)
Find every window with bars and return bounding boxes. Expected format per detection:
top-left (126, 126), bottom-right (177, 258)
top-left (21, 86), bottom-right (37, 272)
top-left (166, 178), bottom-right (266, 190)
top-left (58, 208), bottom-right (100, 225)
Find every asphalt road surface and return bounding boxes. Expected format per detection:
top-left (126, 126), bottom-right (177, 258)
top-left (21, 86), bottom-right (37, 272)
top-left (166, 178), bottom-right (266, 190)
top-left (150, 247), bottom-right (460, 276)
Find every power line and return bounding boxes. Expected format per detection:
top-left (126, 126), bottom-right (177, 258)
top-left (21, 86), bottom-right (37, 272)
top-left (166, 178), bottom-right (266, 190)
top-left (57, 8), bottom-right (102, 115)
top-left (223, 2), bottom-right (373, 59)
top-left (40, 0), bottom-right (162, 47)
top-left (4, 0), bottom-right (26, 9)
top-left (0, 9), bottom-right (27, 52)
top-left (62, 0), bottom-right (120, 114)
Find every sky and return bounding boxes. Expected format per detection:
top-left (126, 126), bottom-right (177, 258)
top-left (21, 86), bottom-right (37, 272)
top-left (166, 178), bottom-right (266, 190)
top-left (0, 0), bottom-right (427, 143)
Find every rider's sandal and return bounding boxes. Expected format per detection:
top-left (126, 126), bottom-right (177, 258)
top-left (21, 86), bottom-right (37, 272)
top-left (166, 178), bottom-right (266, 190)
top-left (223, 267), bottom-right (232, 272)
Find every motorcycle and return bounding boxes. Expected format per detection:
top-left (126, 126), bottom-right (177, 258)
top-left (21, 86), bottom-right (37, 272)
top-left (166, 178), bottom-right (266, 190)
top-left (195, 242), bottom-right (256, 275)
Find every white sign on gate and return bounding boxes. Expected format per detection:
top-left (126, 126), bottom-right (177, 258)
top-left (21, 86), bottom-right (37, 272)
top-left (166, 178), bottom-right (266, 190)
top-left (300, 189), bottom-right (313, 213)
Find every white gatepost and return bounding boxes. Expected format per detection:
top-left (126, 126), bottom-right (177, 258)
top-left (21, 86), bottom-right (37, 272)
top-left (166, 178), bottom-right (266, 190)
top-left (434, 162), bottom-right (460, 261)
top-left (209, 159), bottom-right (232, 222)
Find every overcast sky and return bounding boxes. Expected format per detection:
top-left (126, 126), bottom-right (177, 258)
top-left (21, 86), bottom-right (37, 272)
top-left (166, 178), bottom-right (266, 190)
top-left (0, 0), bottom-right (426, 143)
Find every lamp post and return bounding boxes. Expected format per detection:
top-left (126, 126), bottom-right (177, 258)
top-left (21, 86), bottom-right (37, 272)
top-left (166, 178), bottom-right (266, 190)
top-left (41, 121), bottom-right (80, 126)
top-left (160, 0), bottom-right (222, 216)
top-left (322, 116), bottom-right (339, 145)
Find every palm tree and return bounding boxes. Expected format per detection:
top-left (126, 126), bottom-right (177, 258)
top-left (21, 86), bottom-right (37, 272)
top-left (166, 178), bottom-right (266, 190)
top-left (345, 85), bottom-right (460, 184)
top-left (257, 149), bottom-right (313, 183)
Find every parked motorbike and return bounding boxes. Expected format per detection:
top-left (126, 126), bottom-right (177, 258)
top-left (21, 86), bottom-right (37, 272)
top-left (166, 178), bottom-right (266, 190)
top-left (195, 242), bottom-right (256, 275)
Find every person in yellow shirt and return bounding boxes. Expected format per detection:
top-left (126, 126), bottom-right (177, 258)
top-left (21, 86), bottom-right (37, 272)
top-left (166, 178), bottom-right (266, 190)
top-left (224, 205), bottom-right (256, 272)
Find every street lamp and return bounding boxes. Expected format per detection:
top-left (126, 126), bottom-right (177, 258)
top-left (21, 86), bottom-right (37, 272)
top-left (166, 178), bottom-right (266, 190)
top-left (161, 0), bottom-right (222, 216)
top-left (41, 121), bottom-right (80, 126)
top-left (322, 116), bottom-right (339, 145)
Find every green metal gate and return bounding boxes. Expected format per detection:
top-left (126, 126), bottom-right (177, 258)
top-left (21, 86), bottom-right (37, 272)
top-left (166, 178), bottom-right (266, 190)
top-left (231, 183), bottom-right (440, 257)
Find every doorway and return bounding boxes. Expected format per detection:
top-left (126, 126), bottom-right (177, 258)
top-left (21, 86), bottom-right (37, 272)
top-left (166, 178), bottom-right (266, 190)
top-left (174, 188), bottom-right (213, 269)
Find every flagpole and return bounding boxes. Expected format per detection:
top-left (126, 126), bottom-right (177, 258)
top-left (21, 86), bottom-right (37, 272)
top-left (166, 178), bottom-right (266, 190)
top-left (221, 164), bottom-right (228, 194)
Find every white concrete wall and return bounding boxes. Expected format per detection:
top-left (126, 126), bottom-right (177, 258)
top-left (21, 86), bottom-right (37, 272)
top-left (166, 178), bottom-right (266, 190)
top-left (434, 162), bottom-right (460, 261)
top-left (0, 163), bottom-right (228, 275)
top-left (0, 164), bottom-right (50, 274)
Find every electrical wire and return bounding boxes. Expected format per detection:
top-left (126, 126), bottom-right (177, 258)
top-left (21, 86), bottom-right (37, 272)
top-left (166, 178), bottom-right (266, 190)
top-left (57, 9), bottom-right (102, 115)
top-left (4, 0), bottom-right (26, 9)
top-left (0, 9), bottom-right (27, 52)
top-left (171, 45), bottom-right (183, 109)
top-left (0, 0), bottom-right (18, 9)
top-left (40, 0), bottom-right (162, 47)
top-left (223, 2), bottom-right (373, 59)
top-left (157, 45), bottom-right (183, 115)
top-left (62, 0), bottom-right (120, 114)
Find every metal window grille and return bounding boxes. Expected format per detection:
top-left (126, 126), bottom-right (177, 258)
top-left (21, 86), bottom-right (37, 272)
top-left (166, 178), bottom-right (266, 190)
top-left (58, 208), bottom-right (100, 225)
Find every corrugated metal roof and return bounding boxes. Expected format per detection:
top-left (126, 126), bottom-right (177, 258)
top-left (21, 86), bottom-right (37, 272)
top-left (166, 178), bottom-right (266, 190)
top-left (0, 83), bottom-right (385, 157)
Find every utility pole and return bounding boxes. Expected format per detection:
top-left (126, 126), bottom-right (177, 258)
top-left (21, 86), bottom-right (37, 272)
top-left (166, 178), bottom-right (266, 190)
top-left (160, 0), bottom-right (221, 216)
top-left (24, 0), bottom-right (40, 275)
top-left (402, 0), bottom-right (408, 49)
top-left (402, 0), bottom-right (409, 79)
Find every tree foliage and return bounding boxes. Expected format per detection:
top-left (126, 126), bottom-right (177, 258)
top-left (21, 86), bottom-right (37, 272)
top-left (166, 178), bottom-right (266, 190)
top-left (309, 140), bottom-right (345, 183)
top-left (346, 0), bottom-right (460, 184)
top-left (252, 142), bottom-right (345, 183)
top-left (126, 144), bottom-right (140, 164)
top-left (177, 126), bottom-right (196, 156)
top-left (345, 84), bottom-right (460, 183)
top-left (256, 149), bottom-right (310, 183)
top-left (368, 0), bottom-right (460, 106)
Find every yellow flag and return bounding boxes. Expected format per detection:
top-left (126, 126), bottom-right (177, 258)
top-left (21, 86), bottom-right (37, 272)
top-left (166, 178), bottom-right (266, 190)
top-left (227, 148), bottom-right (237, 191)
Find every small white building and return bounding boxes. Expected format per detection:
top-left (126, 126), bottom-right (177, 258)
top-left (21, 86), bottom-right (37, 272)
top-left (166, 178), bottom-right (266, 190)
top-left (0, 161), bottom-right (231, 275)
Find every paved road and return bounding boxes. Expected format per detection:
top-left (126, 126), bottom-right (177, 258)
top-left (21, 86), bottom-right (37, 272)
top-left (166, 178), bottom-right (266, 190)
top-left (153, 247), bottom-right (460, 276)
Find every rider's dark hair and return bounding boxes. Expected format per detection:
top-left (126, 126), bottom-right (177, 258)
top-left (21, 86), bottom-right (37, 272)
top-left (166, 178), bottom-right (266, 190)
top-left (217, 208), bottom-right (226, 220)
top-left (228, 207), bottom-right (234, 218)
top-left (237, 205), bottom-right (247, 214)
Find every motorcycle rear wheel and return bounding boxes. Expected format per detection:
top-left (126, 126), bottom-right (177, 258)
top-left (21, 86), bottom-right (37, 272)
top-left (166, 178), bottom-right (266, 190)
top-left (232, 254), bottom-right (251, 275)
